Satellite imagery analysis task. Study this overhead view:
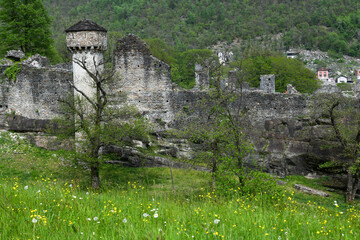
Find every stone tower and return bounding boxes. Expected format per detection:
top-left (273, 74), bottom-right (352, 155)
top-left (260, 74), bottom-right (275, 93)
top-left (65, 19), bottom-right (107, 97)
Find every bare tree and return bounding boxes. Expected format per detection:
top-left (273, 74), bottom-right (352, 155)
top-left (57, 56), bottom-right (150, 190)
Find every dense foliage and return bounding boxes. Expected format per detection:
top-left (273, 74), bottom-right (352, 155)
top-left (236, 51), bottom-right (320, 93)
top-left (144, 38), bottom-right (218, 89)
top-left (0, 0), bottom-right (59, 62)
top-left (43, 0), bottom-right (360, 57)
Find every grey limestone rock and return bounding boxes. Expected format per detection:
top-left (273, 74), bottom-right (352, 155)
top-left (22, 54), bottom-right (50, 68)
top-left (294, 184), bottom-right (330, 197)
top-left (6, 50), bottom-right (25, 61)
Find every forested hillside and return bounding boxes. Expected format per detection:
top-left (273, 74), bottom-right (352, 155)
top-left (44, 0), bottom-right (360, 58)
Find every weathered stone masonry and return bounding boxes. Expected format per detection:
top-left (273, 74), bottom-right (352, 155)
top-left (114, 34), bottom-right (176, 124)
top-left (0, 22), bottom-right (346, 176)
top-left (0, 63), bottom-right (72, 132)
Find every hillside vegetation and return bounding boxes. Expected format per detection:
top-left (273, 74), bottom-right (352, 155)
top-left (44, 0), bottom-right (360, 57)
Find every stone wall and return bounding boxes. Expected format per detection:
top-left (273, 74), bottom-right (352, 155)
top-left (110, 35), bottom-right (345, 176)
top-left (0, 36), bottom-right (347, 177)
top-left (0, 62), bottom-right (72, 131)
top-left (113, 34), bottom-right (176, 124)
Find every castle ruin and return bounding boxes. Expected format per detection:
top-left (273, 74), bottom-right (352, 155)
top-left (0, 20), bottom-right (346, 177)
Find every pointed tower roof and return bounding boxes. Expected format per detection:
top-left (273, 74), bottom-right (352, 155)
top-left (65, 19), bottom-right (107, 32)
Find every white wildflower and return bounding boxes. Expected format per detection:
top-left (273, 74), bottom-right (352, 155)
top-left (32, 218), bottom-right (38, 223)
top-left (72, 195), bottom-right (77, 199)
top-left (93, 217), bottom-right (98, 221)
top-left (214, 219), bottom-right (220, 224)
top-left (24, 185), bottom-right (28, 190)
top-left (154, 213), bottom-right (159, 218)
top-left (69, 184), bottom-right (73, 188)
top-left (122, 218), bottom-right (127, 223)
top-left (37, 190), bottom-right (41, 193)
top-left (143, 213), bottom-right (149, 217)
top-left (86, 192), bottom-right (89, 195)
top-left (87, 218), bottom-right (91, 221)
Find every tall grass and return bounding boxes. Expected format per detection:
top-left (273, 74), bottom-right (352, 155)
top-left (0, 132), bottom-right (359, 239)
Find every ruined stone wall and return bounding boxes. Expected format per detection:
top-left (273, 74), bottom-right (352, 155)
top-left (109, 35), bottom-right (343, 176)
top-left (113, 35), bottom-right (176, 124)
top-left (0, 35), bottom-right (346, 177)
top-left (0, 64), bottom-right (72, 131)
top-left (166, 89), bottom-right (340, 177)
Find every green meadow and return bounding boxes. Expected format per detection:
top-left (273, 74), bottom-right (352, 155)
top-left (0, 131), bottom-right (359, 240)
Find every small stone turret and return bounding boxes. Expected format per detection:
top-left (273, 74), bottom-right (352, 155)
top-left (65, 19), bottom-right (107, 51)
top-left (194, 63), bottom-right (209, 90)
top-left (65, 19), bottom-right (107, 98)
top-left (260, 74), bottom-right (275, 93)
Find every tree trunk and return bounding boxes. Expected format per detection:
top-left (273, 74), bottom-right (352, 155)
top-left (212, 173), bottom-right (216, 192)
top-left (91, 162), bottom-right (100, 190)
top-left (346, 172), bottom-right (359, 203)
top-left (212, 158), bottom-right (217, 191)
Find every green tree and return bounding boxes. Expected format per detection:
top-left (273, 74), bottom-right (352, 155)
top-left (311, 93), bottom-right (360, 203)
top-left (171, 49), bottom-right (217, 89)
top-left (0, 0), bottom-right (59, 62)
top-left (175, 63), bottom-right (253, 191)
top-left (241, 50), bottom-right (320, 93)
top-left (56, 57), bottom-right (150, 190)
top-left (144, 38), bottom-right (178, 66)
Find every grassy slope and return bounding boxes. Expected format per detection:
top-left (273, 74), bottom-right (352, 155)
top-left (0, 131), bottom-right (359, 239)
